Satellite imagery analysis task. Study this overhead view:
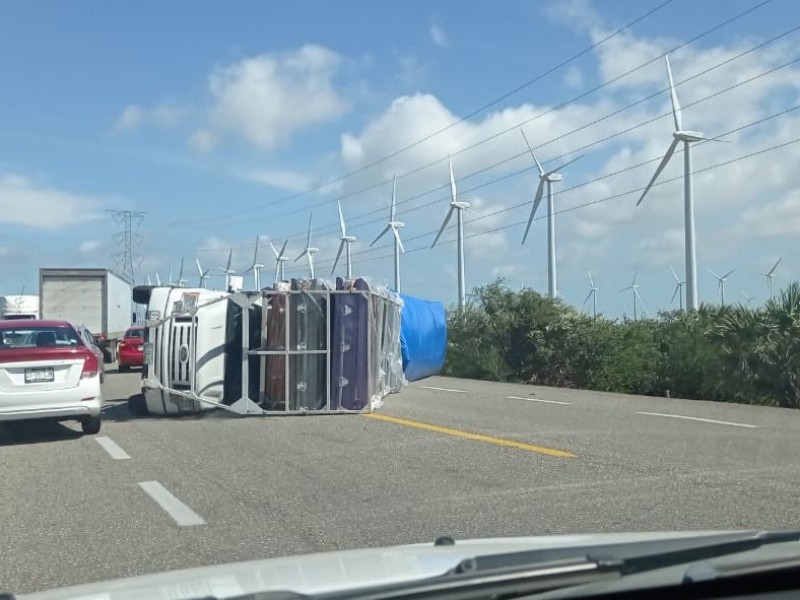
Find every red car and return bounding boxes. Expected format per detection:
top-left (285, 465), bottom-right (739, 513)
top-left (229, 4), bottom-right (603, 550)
top-left (118, 327), bottom-right (144, 371)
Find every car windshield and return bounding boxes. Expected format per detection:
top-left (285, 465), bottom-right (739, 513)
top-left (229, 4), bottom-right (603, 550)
top-left (0, 326), bottom-right (80, 349)
top-left (125, 328), bottom-right (144, 338)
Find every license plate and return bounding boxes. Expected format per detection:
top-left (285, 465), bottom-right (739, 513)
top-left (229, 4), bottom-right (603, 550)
top-left (25, 368), bottom-right (54, 383)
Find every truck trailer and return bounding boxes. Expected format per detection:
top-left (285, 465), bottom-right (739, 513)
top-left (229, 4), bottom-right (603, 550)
top-left (39, 268), bottom-right (133, 363)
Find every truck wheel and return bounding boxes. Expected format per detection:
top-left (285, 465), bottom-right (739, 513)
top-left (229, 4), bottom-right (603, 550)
top-left (81, 416), bottom-right (101, 435)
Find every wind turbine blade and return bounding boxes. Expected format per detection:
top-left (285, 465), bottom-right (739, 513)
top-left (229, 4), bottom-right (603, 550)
top-left (431, 206), bottom-right (455, 248)
top-left (331, 241), bottom-right (345, 274)
top-left (522, 178), bottom-right (546, 245)
top-left (156, 273), bottom-right (161, 286)
top-left (707, 268), bottom-right (721, 280)
top-left (671, 284), bottom-right (680, 303)
top-left (548, 153), bottom-right (585, 175)
top-left (295, 249), bottom-right (308, 262)
top-left (337, 199), bottom-right (346, 236)
top-left (168, 263), bottom-right (173, 284)
top-left (465, 206), bottom-right (478, 216)
top-left (306, 213), bottom-right (313, 247)
top-left (252, 236), bottom-right (260, 265)
top-left (178, 258), bottom-right (184, 283)
top-left (632, 268), bottom-right (639, 286)
top-left (520, 129), bottom-right (545, 176)
top-left (620, 285), bottom-right (633, 292)
top-left (670, 266), bottom-right (680, 283)
top-left (146, 275), bottom-right (152, 286)
top-left (722, 268), bottom-right (736, 280)
top-left (225, 249), bottom-right (232, 272)
top-left (270, 241), bottom-right (279, 258)
top-left (196, 257), bottom-right (203, 276)
top-left (371, 224), bottom-right (391, 247)
top-left (768, 257), bottom-right (782, 275)
top-left (392, 226), bottom-right (405, 253)
top-left (448, 155), bottom-right (458, 203)
top-left (665, 55), bottom-right (682, 131)
top-left (588, 271), bottom-right (594, 288)
top-left (391, 174), bottom-right (397, 221)
top-left (636, 137), bottom-right (680, 206)
top-left (584, 289), bottom-right (594, 304)
top-left (279, 240), bottom-right (288, 259)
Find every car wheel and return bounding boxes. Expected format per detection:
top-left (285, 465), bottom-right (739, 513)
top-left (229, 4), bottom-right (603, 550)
top-left (81, 416), bottom-right (101, 435)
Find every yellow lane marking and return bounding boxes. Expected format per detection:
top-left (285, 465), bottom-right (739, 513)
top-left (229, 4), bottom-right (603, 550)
top-left (363, 413), bottom-right (576, 458)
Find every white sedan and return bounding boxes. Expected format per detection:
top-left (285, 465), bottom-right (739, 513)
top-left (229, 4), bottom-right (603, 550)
top-left (0, 319), bottom-right (102, 434)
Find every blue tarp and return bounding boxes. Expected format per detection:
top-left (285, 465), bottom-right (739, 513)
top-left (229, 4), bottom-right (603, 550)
top-left (399, 294), bottom-right (447, 382)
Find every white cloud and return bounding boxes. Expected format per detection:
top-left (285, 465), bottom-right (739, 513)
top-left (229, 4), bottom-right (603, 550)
top-left (0, 174), bottom-right (102, 229)
top-left (241, 168), bottom-right (312, 192)
top-left (738, 190), bottom-right (800, 238)
top-left (206, 45), bottom-right (346, 150)
top-left (429, 24), bottom-right (448, 48)
top-left (113, 101), bottom-right (187, 133)
top-left (79, 240), bottom-right (100, 253)
top-left (187, 130), bottom-right (217, 154)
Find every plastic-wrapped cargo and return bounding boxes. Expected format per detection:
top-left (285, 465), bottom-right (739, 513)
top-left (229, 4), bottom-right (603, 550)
top-left (261, 282), bottom-right (289, 411)
top-left (399, 294), bottom-right (447, 382)
top-left (289, 278), bottom-right (330, 410)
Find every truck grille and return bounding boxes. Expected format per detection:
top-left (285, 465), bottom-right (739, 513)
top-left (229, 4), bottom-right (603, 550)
top-left (169, 319), bottom-right (194, 387)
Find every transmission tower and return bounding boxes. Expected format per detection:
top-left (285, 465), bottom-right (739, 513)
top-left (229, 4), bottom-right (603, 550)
top-left (108, 210), bottom-right (146, 283)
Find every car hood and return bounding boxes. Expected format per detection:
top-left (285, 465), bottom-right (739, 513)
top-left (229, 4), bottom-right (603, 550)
top-left (19, 530), bottom-right (748, 600)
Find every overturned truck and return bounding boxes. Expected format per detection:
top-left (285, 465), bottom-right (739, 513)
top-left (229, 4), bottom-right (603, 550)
top-left (132, 278), bottom-right (409, 416)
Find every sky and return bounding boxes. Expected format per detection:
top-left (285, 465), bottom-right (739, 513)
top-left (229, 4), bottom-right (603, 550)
top-left (1, 0), bottom-right (799, 317)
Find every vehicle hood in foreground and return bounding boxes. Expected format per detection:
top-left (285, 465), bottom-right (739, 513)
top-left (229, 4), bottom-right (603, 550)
top-left (19, 530), bottom-right (752, 600)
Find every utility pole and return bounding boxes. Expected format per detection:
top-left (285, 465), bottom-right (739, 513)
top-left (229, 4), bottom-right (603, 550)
top-left (108, 210), bottom-right (146, 284)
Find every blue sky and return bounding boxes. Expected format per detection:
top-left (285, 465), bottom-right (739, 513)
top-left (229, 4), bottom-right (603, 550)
top-left (1, 0), bottom-right (799, 316)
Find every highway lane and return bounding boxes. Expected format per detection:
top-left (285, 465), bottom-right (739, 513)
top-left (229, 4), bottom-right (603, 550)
top-left (3, 371), bottom-right (800, 594)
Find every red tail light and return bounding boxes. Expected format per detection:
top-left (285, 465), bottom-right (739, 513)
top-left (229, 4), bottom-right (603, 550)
top-left (81, 351), bottom-right (99, 379)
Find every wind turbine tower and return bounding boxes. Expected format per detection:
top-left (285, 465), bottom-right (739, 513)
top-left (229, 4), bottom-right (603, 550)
top-left (584, 271), bottom-right (598, 318)
top-left (371, 175), bottom-right (405, 291)
top-left (520, 130), bottom-right (583, 299)
top-left (670, 267), bottom-right (685, 311)
top-left (431, 157), bottom-right (474, 311)
top-left (759, 257), bottom-right (782, 300)
top-left (636, 55), bottom-right (720, 312)
top-left (295, 213), bottom-right (319, 279)
top-left (332, 200), bottom-right (357, 279)
top-left (707, 267), bottom-right (735, 307)
top-left (245, 236), bottom-right (265, 290)
top-left (271, 240), bottom-right (289, 283)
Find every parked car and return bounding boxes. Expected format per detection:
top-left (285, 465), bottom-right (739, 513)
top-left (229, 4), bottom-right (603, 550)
top-left (118, 326), bottom-right (144, 372)
top-left (0, 319), bottom-right (102, 434)
top-left (76, 324), bottom-right (106, 383)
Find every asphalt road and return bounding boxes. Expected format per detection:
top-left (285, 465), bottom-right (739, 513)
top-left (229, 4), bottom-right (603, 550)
top-left (3, 371), bottom-right (800, 594)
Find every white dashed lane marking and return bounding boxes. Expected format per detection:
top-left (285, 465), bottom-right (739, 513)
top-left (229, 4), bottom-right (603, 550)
top-left (506, 396), bottom-right (571, 405)
top-left (637, 411), bottom-right (757, 429)
top-left (138, 481), bottom-right (206, 527)
top-left (421, 386), bottom-right (467, 393)
top-left (94, 436), bottom-right (131, 460)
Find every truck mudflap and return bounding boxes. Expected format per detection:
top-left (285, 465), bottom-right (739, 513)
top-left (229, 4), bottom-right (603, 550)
top-left (141, 378), bottom-right (264, 416)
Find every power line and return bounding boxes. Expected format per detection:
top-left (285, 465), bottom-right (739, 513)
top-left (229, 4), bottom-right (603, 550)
top-left (108, 210), bottom-right (146, 283)
top-left (163, 44), bottom-right (800, 258)
top-left (280, 116), bottom-right (800, 275)
top-left (168, 0), bottom-right (775, 229)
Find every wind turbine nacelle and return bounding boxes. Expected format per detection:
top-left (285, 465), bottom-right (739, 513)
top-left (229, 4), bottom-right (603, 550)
top-left (342, 236), bottom-right (357, 242)
top-left (546, 173), bottom-right (563, 182)
top-left (390, 221), bottom-right (405, 228)
top-left (675, 130), bottom-right (705, 142)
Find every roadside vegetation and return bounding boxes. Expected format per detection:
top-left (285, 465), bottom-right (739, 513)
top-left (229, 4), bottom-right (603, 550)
top-left (443, 279), bottom-right (800, 408)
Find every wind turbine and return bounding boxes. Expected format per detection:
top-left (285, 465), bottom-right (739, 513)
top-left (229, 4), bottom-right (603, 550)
top-left (371, 175), bottom-right (405, 291)
top-left (270, 240), bottom-right (289, 283)
top-left (584, 271), bottom-right (598, 318)
top-left (295, 213), bottom-right (318, 279)
top-left (741, 290), bottom-right (755, 306)
top-left (670, 267), bottom-right (685, 311)
top-left (155, 273), bottom-right (161, 286)
top-left (621, 269), bottom-right (646, 321)
top-left (758, 257), bottom-right (782, 300)
top-left (520, 130), bottom-right (583, 300)
top-left (167, 262), bottom-right (174, 286)
top-left (196, 257), bottom-right (210, 288)
top-left (636, 55), bottom-right (721, 313)
top-left (332, 200), bottom-right (357, 279)
top-left (176, 258), bottom-right (187, 287)
top-left (146, 274), bottom-right (152, 286)
top-left (219, 249), bottom-right (235, 291)
top-left (707, 267), bottom-right (735, 307)
top-left (431, 156), bottom-right (474, 311)
top-left (245, 236), bottom-right (265, 290)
